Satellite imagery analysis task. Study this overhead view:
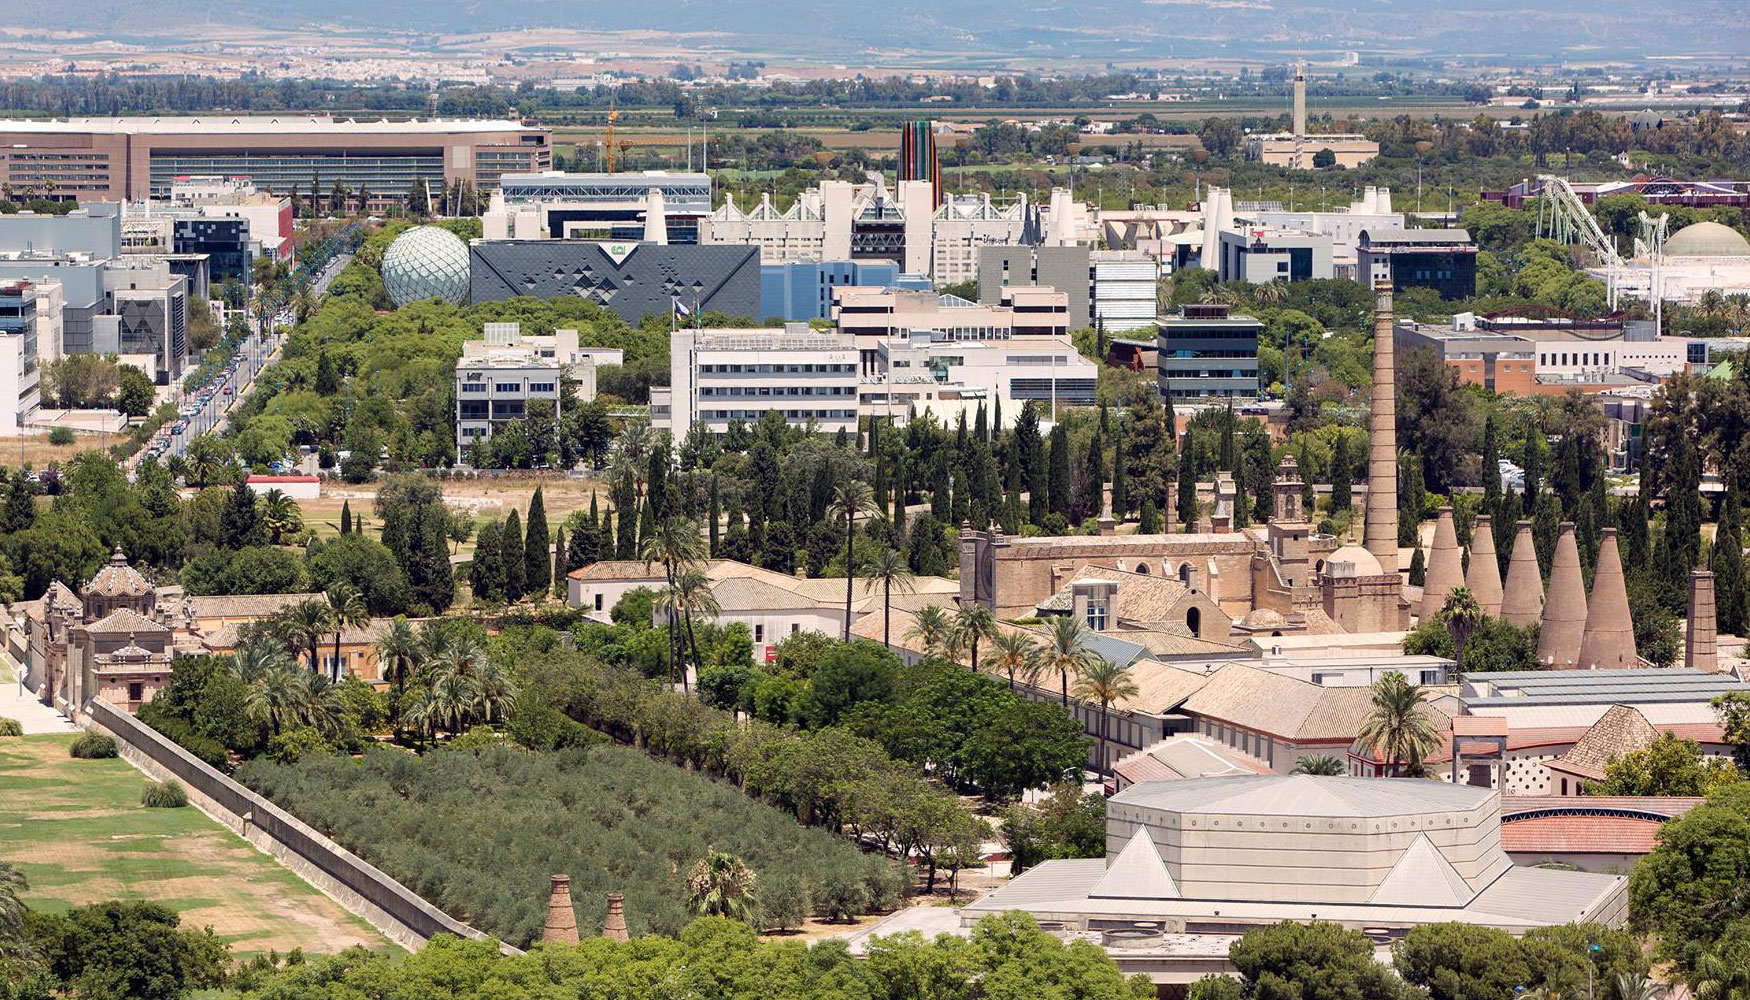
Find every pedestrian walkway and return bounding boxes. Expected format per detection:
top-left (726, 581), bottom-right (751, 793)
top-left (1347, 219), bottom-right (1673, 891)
top-left (0, 661), bottom-right (75, 734)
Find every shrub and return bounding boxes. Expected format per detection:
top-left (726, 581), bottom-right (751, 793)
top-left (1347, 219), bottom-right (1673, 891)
top-left (447, 726), bottom-right (505, 756)
top-left (69, 731), bottom-right (118, 758)
top-left (0, 717), bottom-right (22, 737)
top-left (142, 779), bottom-right (189, 808)
top-left (265, 726), bottom-right (334, 765)
top-left (48, 426), bottom-right (75, 446)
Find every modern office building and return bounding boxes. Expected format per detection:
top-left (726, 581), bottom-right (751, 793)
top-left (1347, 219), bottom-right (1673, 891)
top-left (0, 251), bottom-right (185, 384)
top-left (488, 170), bottom-right (712, 244)
top-left (1359, 229), bottom-right (1478, 299)
top-left (462, 322), bottom-right (622, 402)
top-left (0, 117), bottom-right (549, 204)
top-left (0, 204), bottom-right (122, 257)
top-left (832, 286), bottom-right (1070, 375)
top-left (1157, 303), bottom-right (1262, 400)
top-left (468, 240), bottom-right (761, 324)
top-left (454, 342), bottom-right (563, 460)
top-left (1091, 250), bottom-right (1162, 334)
top-left (759, 260), bottom-right (930, 323)
top-left (1217, 228), bottom-right (1334, 284)
top-left (657, 326), bottom-right (861, 438)
top-left (1394, 323), bottom-right (1539, 395)
top-left (1251, 187), bottom-right (1404, 278)
top-left (978, 245), bottom-right (1091, 328)
top-left (170, 217), bottom-right (250, 283)
top-left (872, 334), bottom-right (1098, 414)
top-left (701, 178), bottom-right (1036, 285)
top-left (0, 279), bottom-right (52, 434)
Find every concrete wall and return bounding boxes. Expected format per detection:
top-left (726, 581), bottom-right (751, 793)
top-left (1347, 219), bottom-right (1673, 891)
top-left (84, 698), bottom-right (514, 954)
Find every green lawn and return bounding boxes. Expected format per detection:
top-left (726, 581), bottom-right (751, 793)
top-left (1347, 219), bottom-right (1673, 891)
top-left (0, 733), bottom-right (392, 956)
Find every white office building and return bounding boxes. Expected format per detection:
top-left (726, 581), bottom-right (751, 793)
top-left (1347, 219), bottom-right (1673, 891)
top-left (0, 278), bottom-right (60, 435)
top-left (464, 322), bottom-right (622, 401)
top-left (658, 325), bottom-right (861, 438)
top-left (1091, 250), bottom-right (1159, 333)
top-left (454, 344), bottom-right (563, 461)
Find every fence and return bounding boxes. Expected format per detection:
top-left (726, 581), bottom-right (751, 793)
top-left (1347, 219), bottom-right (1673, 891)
top-left (85, 698), bottom-right (518, 954)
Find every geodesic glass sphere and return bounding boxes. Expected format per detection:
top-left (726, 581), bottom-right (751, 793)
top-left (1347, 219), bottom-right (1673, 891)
top-left (381, 225), bottom-right (470, 307)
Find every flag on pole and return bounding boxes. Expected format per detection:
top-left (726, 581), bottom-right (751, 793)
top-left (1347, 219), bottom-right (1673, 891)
top-left (672, 295), bottom-right (692, 322)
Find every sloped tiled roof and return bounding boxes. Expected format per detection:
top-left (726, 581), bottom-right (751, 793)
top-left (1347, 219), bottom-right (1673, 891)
top-left (83, 547), bottom-right (152, 598)
top-left (711, 575), bottom-right (829, 612)
top-left (1036, 565), bottom-right (1194, 623)
top-left (1498, 815), bottom-right (1667, 856)
top-left (1179, 662), bottom-right (1402, 741)
top-left (1111, 735), bottom-right (1270, 785)
top-left (81, 607), bottom-right (169, 636)
top-left (1549, 705), bottom-right (1661, 781)
top-left (181, 593), bottom-right (323, 619)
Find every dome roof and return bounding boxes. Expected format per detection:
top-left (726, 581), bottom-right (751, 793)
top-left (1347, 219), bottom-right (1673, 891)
top-left (1326, 544), bottom-right (1383, 578)
top-left (1664, 221), bottom-right (1750, 258)
top-left (1240, 608), bottom-right (1287, 628)
top-left (381, 225), bottom-right (471, 307)
top-left (84, 546), bottom-right (151, 598)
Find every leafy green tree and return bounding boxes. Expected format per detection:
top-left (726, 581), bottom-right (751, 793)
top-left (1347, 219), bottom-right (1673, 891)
top-left (115, 364), bottom-right (155, 417)
top-left (23, 900), bottom-right (229, 1000)
top-left (1393, 922), bottom-right (1530, 1000)
top-left (1629, 783), bottom-right (1750, 974)
top-left (1589, 731), bottom-right (1739, 797)
top-left (220, 478), bottom-right (264, 549)
top-left (305, 533), bottom-right (412, 616)
top-left (1228, 920), bottom-right (1410, 1000)
top-left (1001, 783), bottom-right (1106, 874)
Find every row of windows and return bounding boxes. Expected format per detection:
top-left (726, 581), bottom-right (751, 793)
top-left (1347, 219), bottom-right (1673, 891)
top-left (1540, 352), bottom-right (1614, 367)
top-left (701, 363), bottom-right (854, 374)
top-left (702, 408), bottom-right (856, 421)
top-left (700, 386), bottom-right (855, 398)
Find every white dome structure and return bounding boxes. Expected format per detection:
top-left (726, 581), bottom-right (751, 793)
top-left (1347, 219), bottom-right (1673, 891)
top-left (1664, 221), bottom-right (1750, 259)
top-left (381, 226), bottom-right (470, 307)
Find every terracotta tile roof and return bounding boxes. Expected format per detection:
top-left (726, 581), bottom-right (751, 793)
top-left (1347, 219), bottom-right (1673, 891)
top-left (710, 575), bottom-right (830, 612)
top-left (83, 547), bottom-right (152, 599)
top-left (566, 560), bottom-right (666, 582)
top-left (1035, 565), bottom-right (1202, 624)
top-left (1119, 628), bottom-right (1249, 658)
top-left (1112, 735), bottom-right (1273, 785)
top-left (1113, 660), bottom-right (1213, 713)
top-left (1498, 815), bottom-right (1667, 856)
top-left (1501, 796), bottom-right (1704, 819)
top-left (81, 607), bottom-right (169, 637)
top-left (1452, 716), bottom-right (1510, 738)
top-left (1550, 705), bottom-right (1661, 781)
top-left (181, 593), bottom-right (323, 619)
top-left (1178, 662), bottom-right (1414, 741)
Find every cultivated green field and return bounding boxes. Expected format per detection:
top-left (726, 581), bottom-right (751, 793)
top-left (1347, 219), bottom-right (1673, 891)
top-left (0, 733), bottom-right (391, 956)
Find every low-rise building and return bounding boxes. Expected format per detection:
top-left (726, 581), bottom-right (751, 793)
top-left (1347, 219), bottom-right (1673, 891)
top-left (1246, 132), bottom-right (1380, 169)
top-left (1359, 228), bottom-right (1478, 299)
top-left (1216, 228), bottom-right (1333, 284)
top-left (454, 345), bottom-right (563, 461)
top-left (659, 325), bottom-right (860, 438)
top-left (760, 260), bottom-right (929, 323)
top-left (832, 286), bottom-right (1071, 375)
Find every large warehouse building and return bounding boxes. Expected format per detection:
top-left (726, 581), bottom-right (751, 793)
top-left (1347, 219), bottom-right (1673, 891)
top-left (0, 117), bottom-right (550, 205)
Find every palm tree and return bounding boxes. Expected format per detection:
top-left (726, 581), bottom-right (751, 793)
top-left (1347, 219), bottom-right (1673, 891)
top-left (260, 488), bottom-right (302, 544)
top-left (280, 598), bottom-right (334, 675)
top-left (372, 617), bottom-right (421, 696)
top-left (686, 851), bottom-right (760, 924)
top-left (1038, 615), bottom-right (1096, 706)
top-left (0, 860), bottom-right (29, 950)
top-left (428, 668), bottom-right (480, 737)
top-left (1074, 657), bottom-right (1139, 772)
top-left (229, 640), bottom-right (292, 684)
top-left (472, 659), bottom-right (519, 723)
top-left (1357, 671), bottom-right (1443, 777)
top-left (863, 547), bottom-right (915, 648)
top-left (1439, 586), bottom-right (1483, 672)
top-left (1256, 278), bottom-right (1289, 306)
top-left (641, 514), bottom-right (708, 690)
top-left (1693, 939), bottom-right (1750, 1000)
top-left (1615, 974), bottom-right (1665, 1000)
top-left (417, 621), bottom-right (458, 666)
top-left (670, 566), bottom-right (720, 686)
top-left (325, 584), bottom-right (370, 682)
top-left (440, 634), bottom-right (487, 680)
top-left (903, 604), bottom-right (954, 659)
top-left (830, 479), bottom-right (880, 641)
top-left (987, 631), bottom-right (1038, 691)
top-left (294, 671), bottom-right (345, 734)
top-left (952, 604), bottom-right (1000, 673)
top-left (1291, 755), bottom-right (1347, 776)
top-left (245, 665), bottom-right (302, 735)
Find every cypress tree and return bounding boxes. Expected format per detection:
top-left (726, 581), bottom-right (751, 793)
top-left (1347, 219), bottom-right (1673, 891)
top-left (1330, 432), bottom-right (1352, 514)
top-left (568, 512), bottom-right (598, 573)
top-left (1533, 490), bottom-right (1560, 578)
top-left (340, 500), bottom-right (352, 535)
top-left (1398, 450), bottom-right (1426, 547)
top-left (314, 349), bottom-right (339, 395)
top-left (637, 496), bottom-right (658, 557)
top-left (1658, 434), bottom-right (1704, 611)
top-left (1218, 401), bottom-right (1236, 470)
top-left (552, 526), bottom-right (567, 599)
top-left (1408, 546), bottom-right (1426, 586)
top-left (1713, 477), bottom-right (1747, 636)
top-left (471, 520), bottom-right (503, 604)
top-left (1110, 416), bottom-right (1129, 519)
top-left (1078, 427), bottom-right (1105, 522)
top-left (1139, 497), bottom-right (1162, 534)
top-left (1, 470), bottom-right (34, 534)
top-left (525, 488), bottom-right (551, 598)
top-left (1047, 422), bottom-right (1072, 518)
top-left (407, 503), bottom-right (455, 613)
top-left (599, 505), bottom-right (617, 561)
top-left (975, 403), bottom-right (989, 444)
top-left (1480, 412), bottom-right (1501, 507)
top-left (708, 477), bottom-right (721, 556)
top-left (1576, 494), bottom-right (1599, 590)
top-left (1521, 424), bottom-right (1544, 517)
top-left (1493, 492), bottom-right (1516, 578)
top-left (221, 478), bottom-right (263, 549)
top-left (1016, 402), bottom-right (1046, 523)
top-left (1232, 444), bottom-right (1251, 530)
top-left (614, 485), bottom-right (637, 560)
top-left (501, 510), bottom-right (526, 600)
top-left (1177, 432), bottom-right (1199, 530)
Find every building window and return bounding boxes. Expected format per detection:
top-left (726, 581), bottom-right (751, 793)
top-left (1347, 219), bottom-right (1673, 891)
top-left (594, 594), bottom-right (603, 612)
top-left (755, 624), bottom-right (765, 642)
top-left (1085, 598), bottom-right (1108, 632)
top-left (127, 682), bottom-right (143, 702)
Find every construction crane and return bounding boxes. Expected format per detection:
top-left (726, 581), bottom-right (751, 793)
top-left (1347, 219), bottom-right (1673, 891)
top-left (605, 102), bottom-right (619, 174)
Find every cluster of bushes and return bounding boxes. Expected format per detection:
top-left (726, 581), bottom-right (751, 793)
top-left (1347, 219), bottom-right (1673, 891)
top-left (14, 900), bottom-right (230, 1000)
top-left (237, 743), bottom-right (907, 945)
top-left (0, 717), bottom-right (21, 737)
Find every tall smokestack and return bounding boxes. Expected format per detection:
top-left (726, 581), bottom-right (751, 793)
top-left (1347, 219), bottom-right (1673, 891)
top-left (1500, 520), bottom-right (1544, 627)
top-left (1293, 60), bottom-right (1307, 137)
top-left (1687, 569), bottom-right (1719, 673)
top-left (1537, 522), bottom-right (1587, 669)
top-left (1578, 528), bottom-right (1637, 669)
top-left (543, 875), bottom-right (580, 945)
top-left (1420, 506), bottom-right (1464, 620)
top-left (1364, 281), bottom-right (1398, 575)
top-left (643, 188), bottom-right (669, 245)
top-left (1466, 514), bottom-right (1504, 617)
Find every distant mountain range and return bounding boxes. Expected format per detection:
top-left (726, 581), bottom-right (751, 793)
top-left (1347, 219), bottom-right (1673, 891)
top-left (20, 0), bottom-right (1750, 65)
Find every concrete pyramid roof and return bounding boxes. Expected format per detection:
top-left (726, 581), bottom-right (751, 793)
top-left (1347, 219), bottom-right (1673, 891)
top-left (1538, 523), bottom-right (1587, 669)
top-left (1421, 507), bottom-right (1466, 621)
top-left (1089, 827), bottom-right (1180, 900)
top-left (1466, 515), bottom-right (1504, 617)
top-left (1369, 833), bottom-right (1476, 907)
top-left (1501, 520), bottom-right (1545, 627)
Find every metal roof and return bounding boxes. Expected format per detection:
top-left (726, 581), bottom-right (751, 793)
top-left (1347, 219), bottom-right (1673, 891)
top-left (1463, 668), bottom-right (1749, 707)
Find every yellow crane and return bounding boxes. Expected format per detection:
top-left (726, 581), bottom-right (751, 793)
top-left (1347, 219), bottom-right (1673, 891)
top-left (605, 102), bottom-right (619, 174)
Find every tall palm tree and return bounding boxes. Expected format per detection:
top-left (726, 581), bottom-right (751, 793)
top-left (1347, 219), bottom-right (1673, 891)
top-left (987, 631), bottom-right (1038, 691)
top-left (670, 566), bottom-right (720, 687)
top-left (863, 547), bottom-right (915, 648)
top-left (229, 640), bottom-right (292, 684)
top-left (1255, 278), bottom-right (1289, 306)
top-left (1439, 586), bottom-right (1483, 672)
top-left (260, 488), bottom-right (302, 544)
top-left (686, 851), bottom-right (760, 924)
top-left (830, 479), bottom-right (880, 640)
top-left (641, 514), bottom-right (708, 689)
top-left (1291, 754), bottom-right (1347, 776)
top-left (1357, 671), bottom-right (1443, 777)
top-left (952, 604), bottom-right (1000, 673)
top-left (372, 617), bottom-right (421, 696)
top-left (903, 604), bottom-right (954, 659)
top-left (0, 860), bottom-right (29, 950)
top-left (1615, 974), bottom-right (1665, 1000)
top-left (440, 634), bottom-right (487, 680)
top-left (472, 659), bottom-right (519, 724)
top-left (325, 585), bottom-right (370, 682)
top-left (1038, 615), bottom-right (1096, 706)
top-left (245, 665), bottom-right (302, 735)
top-left (294, 671), bottom-right (345, 735)
top-left (280, 598), bottom-right (334, 675)
top-left (428, 668), bottom-right (480, 737)
top-left (1074, 657), bottom-right (1139, 772)
top-left (417, 621), bottom-right (458, 666)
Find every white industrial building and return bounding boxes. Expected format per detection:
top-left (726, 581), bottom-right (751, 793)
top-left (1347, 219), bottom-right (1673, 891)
top-left (1090, 250), bottom-right (1159, 334)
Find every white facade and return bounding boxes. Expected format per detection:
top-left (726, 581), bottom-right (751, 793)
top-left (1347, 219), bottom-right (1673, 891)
top-left (463, 322), bottom-right (622, 400)
top-left (454, 349), bottom-right (563, 459)
top-left (1091, 250), bottom-right (1159, 334)
top-left (1251, 188), bottom-right (1403, 273)
top-left (663, 326), bottom-right (860, 438)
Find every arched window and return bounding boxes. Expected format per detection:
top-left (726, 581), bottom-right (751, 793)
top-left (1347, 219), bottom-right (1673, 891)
top-left (1178, 562), bottom-right (1194, 586)
top-left (1186, 607), bottom-right (1202, 639)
